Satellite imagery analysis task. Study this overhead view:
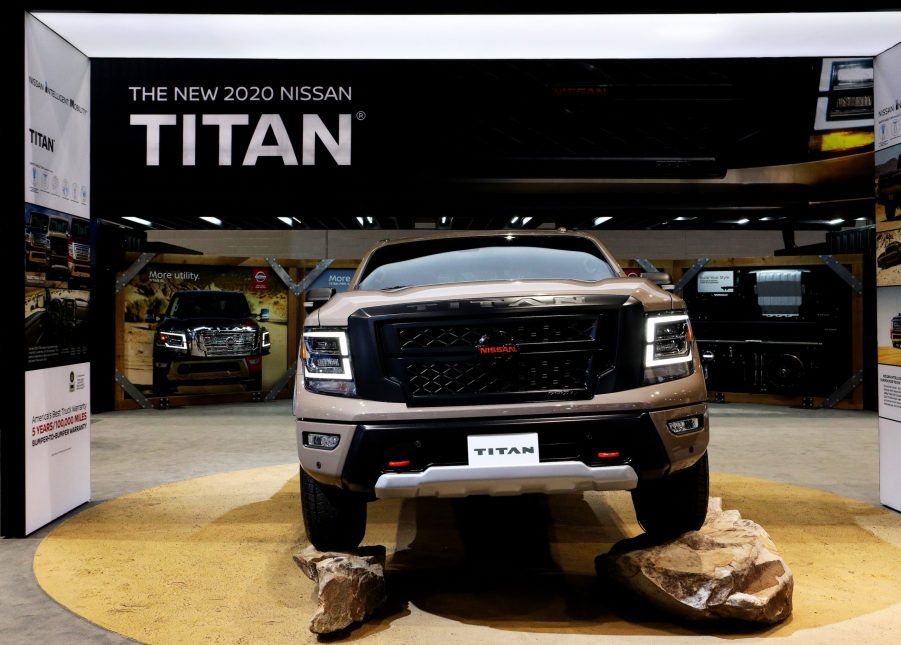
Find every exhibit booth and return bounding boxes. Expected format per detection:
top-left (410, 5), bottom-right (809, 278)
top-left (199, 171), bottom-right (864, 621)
top-left (5, 9), bottom-right (901, 644)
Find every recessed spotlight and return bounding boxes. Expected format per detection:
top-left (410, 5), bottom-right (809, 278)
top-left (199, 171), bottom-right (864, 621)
top-left (737, 218), bottom-right (750, 225)
top-left (510, 216), bottom-right (519, 224)
top-left (123, 216), bottom-right (151, 226)
top-left (827, 218), bottom-right (844, 225)
top-left (594, 216), bottom-right (612, 226)
top-left (856, 217), bottom-right (868, 221)
top-left (200, 216), bottom-right (222, 226)
top-left (674, 216), bottom-right (696, 221)
top-left (356, 216), bottom-right (364, 226)
top-left (366, 216), bottom-right (374, 224)
top-left (277, 217), bottom-right (292, 226)
top-left (441, 216), bottom-right (447, 224)
top-left (522, 216), bottom-right (532, 225)
top-left (759, 217), bottom-right (773, 221)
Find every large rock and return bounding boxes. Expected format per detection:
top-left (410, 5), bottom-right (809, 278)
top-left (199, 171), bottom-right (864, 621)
top-left (596, 497), bottom-right (792, 624)
top-left (293, 545), bottom-right (387, 634)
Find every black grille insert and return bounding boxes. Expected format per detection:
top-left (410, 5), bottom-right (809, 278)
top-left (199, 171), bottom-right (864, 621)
top-left (406, 354), bottom-right (591, 397)
top-left (378, 311), bottom-right (619, 405)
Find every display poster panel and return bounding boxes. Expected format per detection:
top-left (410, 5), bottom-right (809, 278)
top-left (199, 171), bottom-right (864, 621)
top-left (24, 203), bottom-right (91, 371)
top-left (24, 13), bottom-right (90, 219)
top-left (876, 41), bottom-right (901, 513)
top-left (121, 263), bottom-right (289, 397)
top-left (697, 270), bottom-right (735, 294)
top-left (24, 363), bottom-right (90, 534)
top-left (13, 14), bottom-right (92, 536)
top-left (308, 268), bottom-right (356, 293)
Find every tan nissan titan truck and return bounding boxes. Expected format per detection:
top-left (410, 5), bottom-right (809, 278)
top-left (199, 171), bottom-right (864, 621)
top-left (294, 230), bottom-right (709, 550)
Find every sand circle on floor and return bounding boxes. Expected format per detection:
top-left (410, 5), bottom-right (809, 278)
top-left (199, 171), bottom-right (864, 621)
top-left (34, 464), bottom-right (901, 643)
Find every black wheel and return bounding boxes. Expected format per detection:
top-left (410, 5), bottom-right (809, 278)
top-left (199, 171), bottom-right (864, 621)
top-left (244, 374), bottom-right (263, 392)
top-left (152, 371), bottom-right (175, 395)
top-left (631, 452), bottom-right (709, 539)
top-left (300, 468), bottom-right (367, 551)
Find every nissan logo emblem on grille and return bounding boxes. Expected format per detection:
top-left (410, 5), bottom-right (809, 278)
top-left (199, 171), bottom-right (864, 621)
top-left (476, 331), bottom-right (518, 356)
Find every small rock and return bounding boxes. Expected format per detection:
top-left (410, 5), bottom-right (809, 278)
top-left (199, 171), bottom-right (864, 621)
top-left (596, 497), bottom-right (792, 624)
top-left (293, 545), bottom-right (387, 634)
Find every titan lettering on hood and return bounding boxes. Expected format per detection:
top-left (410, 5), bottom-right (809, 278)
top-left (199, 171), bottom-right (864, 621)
top-left (129, 114), bottom-right (352, 166)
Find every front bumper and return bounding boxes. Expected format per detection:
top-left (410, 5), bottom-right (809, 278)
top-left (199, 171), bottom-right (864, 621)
top-left (297, 402), bottom-right (708, 496)
top-left (374, 462), bottom-right (638, 498)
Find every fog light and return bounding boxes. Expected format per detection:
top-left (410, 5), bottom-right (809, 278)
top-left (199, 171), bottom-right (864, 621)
top-left (667, 417), bottom-right (702, 435)
top-left (305, 433), bottom-right (340, 450)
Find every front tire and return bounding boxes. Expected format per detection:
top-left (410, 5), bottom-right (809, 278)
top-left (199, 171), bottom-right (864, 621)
top-left (631, 452), bottom-right (709, 539)
top-left (300, 468), bottom-right (367, 551)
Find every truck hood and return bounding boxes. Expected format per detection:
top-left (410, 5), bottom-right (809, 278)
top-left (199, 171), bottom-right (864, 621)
top-left (312, 278), bottom-right (676, 327)
top-left (159, 316), bottom-right (260, 331)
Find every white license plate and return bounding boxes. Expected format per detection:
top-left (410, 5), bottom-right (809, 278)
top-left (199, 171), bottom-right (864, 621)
top-left (467, 433), bottom-right (540, 466)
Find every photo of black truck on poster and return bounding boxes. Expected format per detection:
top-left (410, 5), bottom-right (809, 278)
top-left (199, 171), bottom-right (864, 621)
top-left (24, 203), bottom-right (92, 370)
top-left (121, 263), bottom-right (288, 396)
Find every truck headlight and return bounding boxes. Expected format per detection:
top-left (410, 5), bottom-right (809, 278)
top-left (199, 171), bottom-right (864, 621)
top-left (303, 329), bottom-right (357, 396)
top-left (158, 331), bottom-right (187, 350)
top-left (644, 313), bottom-right (694, 384)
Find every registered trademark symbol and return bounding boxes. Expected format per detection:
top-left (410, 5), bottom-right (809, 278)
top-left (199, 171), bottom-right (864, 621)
top-left (355, 111), bottom-right (366, 121)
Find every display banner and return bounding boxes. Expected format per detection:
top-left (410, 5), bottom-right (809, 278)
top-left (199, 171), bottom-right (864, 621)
top-left (6, 14), bottom-right (92, 536)
top-left (24, 363), bottom-right (90, 534)
top-left (24, 13), bottom-right (90, 219)
top-left (89, 57), bottom-right (836, 221)
top-left (875, 41), bottom-right (901, 513)
top-left (120, 263), bottom-right (288, 397)
top-left (308, 268), bottom-right (356, 293)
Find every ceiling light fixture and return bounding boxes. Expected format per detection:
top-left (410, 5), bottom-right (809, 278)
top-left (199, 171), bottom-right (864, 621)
top-left (366, 216), bottom-right (374, 224)
top-left (510, 216), bottom-right (519, 224)
top-left (522, 216), bottom-right (532, 225)
top-left (827, 218), bottom-right (844, 225)
top-left (292, 217), bottom-right (302, 225)
top-left (594, 216), bottom-right (612, 226)
top-left (277, 216), bottom-right (292, 226)
top-left (737, 218), bottom-right (750, 224)
top-left (123, 216), bottom-right (151, 226)
top-left (200, 216), bottom-right (222, 225)
top-left (356, 216), bottom-right (364, 226)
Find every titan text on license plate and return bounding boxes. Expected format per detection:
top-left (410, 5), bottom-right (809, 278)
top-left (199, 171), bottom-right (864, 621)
top-left (467, 433), bottom-right (540, 466)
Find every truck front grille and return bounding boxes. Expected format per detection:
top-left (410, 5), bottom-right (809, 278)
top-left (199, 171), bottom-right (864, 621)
top-left (71, 242), bottom-right (91, 262)
top-left (379, 312), bottom-right (618, 405)
top-left (406, 354), bottom-right (591, 397)
top-left (197, 330), bottom-right (256, 356)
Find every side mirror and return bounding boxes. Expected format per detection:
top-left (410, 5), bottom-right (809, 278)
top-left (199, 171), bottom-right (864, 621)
top-left (304, 288), bottom-right (336, 312)
top-left (640, 271), bottom-right (672, 285)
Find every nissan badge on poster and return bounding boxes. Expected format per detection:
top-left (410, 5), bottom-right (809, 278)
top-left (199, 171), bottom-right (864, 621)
top-left (24, 363), bottom-right (91, 534)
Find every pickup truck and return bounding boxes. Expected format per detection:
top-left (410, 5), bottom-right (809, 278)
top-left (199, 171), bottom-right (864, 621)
top-left (152, 290), bottom-right (271, 395)
top-left (294, 231), bottom-right (709, 550)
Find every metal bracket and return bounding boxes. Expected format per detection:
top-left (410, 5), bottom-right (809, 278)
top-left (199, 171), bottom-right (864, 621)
top-left (823, 371), bottom-right (863, 409)
top-left (818, 255), bottom-right (863, 294)
top-left (635, 258), bottom-right (658, 273)
top-left (673, 257), bottom-right (710, 292)
top-left (115, 252), bottom-right (156, 293)
top-left (114, 369), bottom-right (153, 409)
top-left (266, 258), bottom-right (334, 296)
top-left (265, 361), bottom-right (298, 402)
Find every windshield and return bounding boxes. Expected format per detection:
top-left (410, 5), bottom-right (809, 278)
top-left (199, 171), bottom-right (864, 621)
top-left (70, 220), bottom-right (90, 238)
top-left (166, 292), bottom-right (251, 318)
top-left (49, 219), bottom-right (69, 234)
top-left (29, 213), bottom-right (48, 229)
top-left (357, 236), bottom-right (616, 290)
